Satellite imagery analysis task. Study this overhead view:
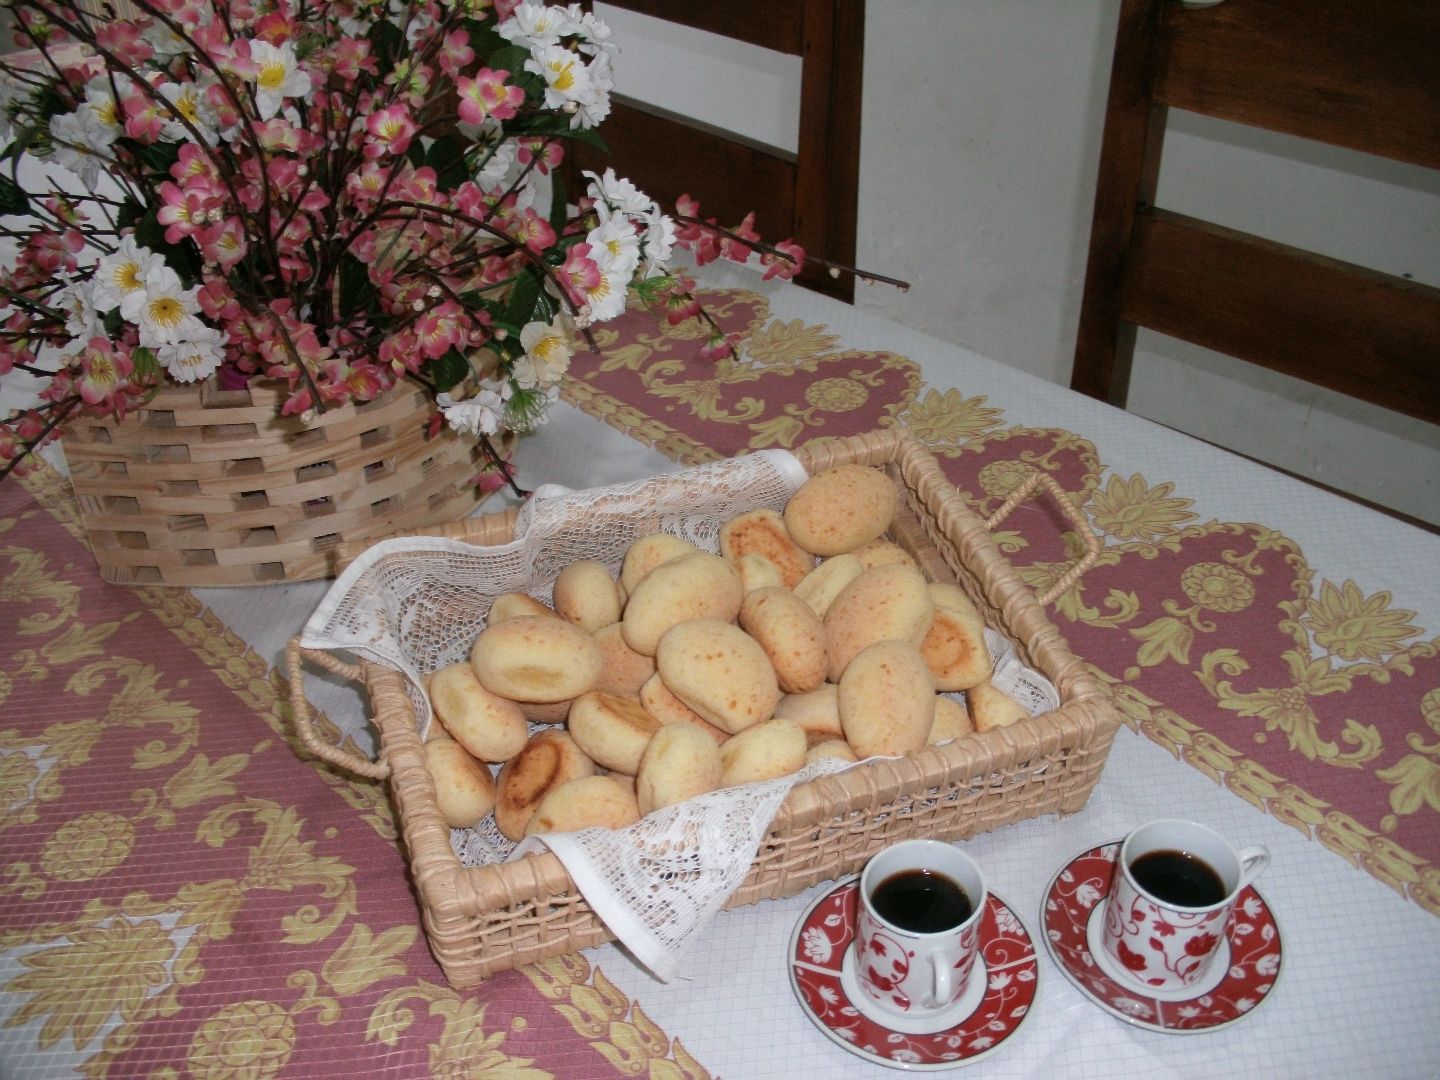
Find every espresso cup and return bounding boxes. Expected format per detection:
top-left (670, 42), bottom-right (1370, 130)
top-left (854, 839), bottom-right (987, 1023)
top-left (1101, 819), bottom-right (1270, 992)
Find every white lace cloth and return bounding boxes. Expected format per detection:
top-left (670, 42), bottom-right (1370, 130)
top-left (300, 449), bottom-right (1057, 980)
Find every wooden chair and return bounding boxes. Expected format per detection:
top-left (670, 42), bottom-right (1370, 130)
top-left (563, 1), bottom-right (864, 302)
top-left (1070, 0), bottom-right (1440, 429)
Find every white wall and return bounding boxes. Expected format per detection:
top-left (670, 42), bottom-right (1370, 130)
top-left (603, 1), bottom-right (1440, 526)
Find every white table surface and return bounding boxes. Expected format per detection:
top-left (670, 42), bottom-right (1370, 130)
top-left (129, 264), bottom-right (1440, 1078)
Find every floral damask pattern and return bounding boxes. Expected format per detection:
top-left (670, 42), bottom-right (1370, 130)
top-left (0, 470), bottom-right (707, 1077)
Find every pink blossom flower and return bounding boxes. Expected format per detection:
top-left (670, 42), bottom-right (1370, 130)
top-left (559, 244), bottom-right (602, 308)
top-left (761, 239), bottom-right (805, 281)
top-left (413, 301), bottom-right (468, 360)
top-left (157, 181), bottom-right (212, 244)
top-left (364, 104), bottom-right (417, 159)
top-left (330, 37), bottom-right (377, 83)
top-left (456, 68), bottom-right (524, 125)
top-left (436, 30), bottom-right (475, 78)
top-left (94, 21), bottom-right (154, 66)
top-left (517, 137), bottom-right (564, 174)
top-left (75, 337), bottom-right (133, 407)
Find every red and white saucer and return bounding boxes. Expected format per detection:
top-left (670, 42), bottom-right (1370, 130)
top-left (788, 878), bottom-right (1039, 1071)
top-left (1041, 841), bottom-right (1283, 1034)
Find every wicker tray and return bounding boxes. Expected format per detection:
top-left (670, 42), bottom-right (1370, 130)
top-left (288, 429), bottom-right (1120, 987)
top-left (62, 378), bottom-right (503, 587)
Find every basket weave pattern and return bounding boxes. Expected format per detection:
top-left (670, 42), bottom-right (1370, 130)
top-left (63, 379), bottom-right (498, 587)
top-left (292, 429), bottom-right (1121, 986)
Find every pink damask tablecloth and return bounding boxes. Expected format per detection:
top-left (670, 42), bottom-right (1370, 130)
top-left (3, 263), bottom-right (1438, 1079)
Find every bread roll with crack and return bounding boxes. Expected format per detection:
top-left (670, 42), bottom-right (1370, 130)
top-left (470, 615), bottom-right (603, 703)
top-left (429, 662), bottom-right (528, 762)
top-left (784, 464), bottom-right (897, 556)
top-left (621, 552), bottom-right (743, 656)
top-left (425, 737), bottom-right (497, 828)
top-left (806, 738), bottom-right (859, 766)
top-left (494, 730), bottom-right (596, 841)
top-left (636, 724), bottom-right (723, 815)
top-left (739, 587), bottom-right (828, 694)
top-left (488, 591), bottom-right (558, 622)
top-left (620, 533), bottom-right (698, 594)
top-left (793, 553), bottom-right (865, 619)
top-left (920, 599), bottom-right (991, 692)
top-left (824, 563), bottom-right (934, 681)
top-left (553, 559), bottom-right (624, 631)
top-left (966, 680), bottom-right (1029, 733)
top-left (567, 690), bottom-right (662, 775)
top-left (774, 683), bottom-right (843, 740)
top-left (929, 694), bottom-right (974, 745)
top-left (524, 775), bottom-right (640, 835)
top-left (839, 641), bottom-right (936, 758)
top-left (639, 673), bottom-right (727, 743)
top-left (734, 552), bottom-right (785, 594)
top-left (592, 622), bottom-right (657, 696)
top-left (851, 538), bottom-right (919, 571)
top-left (720, 508), bottom-right (814, 588)
top-left (655, 618), bottom-right (780, 734)
top-left (719, 717), bottom-right (807, 787)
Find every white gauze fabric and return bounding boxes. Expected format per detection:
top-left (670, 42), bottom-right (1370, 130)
top-left (300, 448), bottom-right (1059, 981)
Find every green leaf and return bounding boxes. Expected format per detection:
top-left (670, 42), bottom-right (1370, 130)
top-left (503, 265), bottom-right (543, 329)
top-left (547, 170), bottom-right (567, 232)
top-left (507, 112), bottom-right (608, 151)
top-left (484, 44), bottom-right (532, 77)
top-left (430, 347), bottom-right (471, 393)
top-left (131, 346), bottom-right (162, 380)
top-left (367, 19), bottom-right (406, 74)
top-left (0, 174), bottom-right (28, 215)
top-left (426, 133), bottom-right (470, 190)
top-left (337, 254), bottom-right (373, 318)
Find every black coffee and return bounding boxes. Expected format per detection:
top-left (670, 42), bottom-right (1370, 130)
top-left (871, 869), bottom-right (972, 933)
top-left (1130, 849), bottom-right (1227, 907)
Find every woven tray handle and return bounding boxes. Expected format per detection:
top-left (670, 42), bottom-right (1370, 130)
top-left (284, 638), bottom-right (391, 780)
top-left (983, 468), bottom-right (1102, 607)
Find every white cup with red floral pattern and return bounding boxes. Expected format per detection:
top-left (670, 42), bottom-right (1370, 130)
top-left (1101, 819), bottom-right (1270, 992)
top-left (854, 840), bottom-right (987, 1024)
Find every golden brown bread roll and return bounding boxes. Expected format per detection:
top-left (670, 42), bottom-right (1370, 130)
top-left (966, 680), bottom-right (1029, 733)
top-left (429, 662), bottom-right (529, 762)
top-left (720, 508), bottom-right (814, 588)
top-left (838, 641), bottom-right (936, 758)
top-left (494, 730), bottom-right (596, 841)
top-left (824, 563), bottom-right (934, 681)
top-left (734, 552), bottom-right (786, 594)
top-left (719, 717), bottom-right (807, 787)
top-left (592, 621), bottom-right (657, 696)
top-left (620, 533), bottom-right (698, 594)
top-left (739, 586), bottom-right (828, 694)
top-left (928, 581), bottom-right (983, 621)
top-left (639, 673), bottom-right (728, 743)
top-left (488, 591), bottom-right (558, 622)
top-left (515, 697), bottom-right (574, 724)
top-left (425, 737), bottom-right (497, 828)
top-left (524, 775), bottom-right (640, 835)
top-left (919, 602), bottom-right (991, 692)
top-left (470, 616), bottom-right (604, 703)
top-left (636, 724), bottom-right (723, 816)
top-left (929, 694), bottom-right (974, 745)
top-left (806, 738), bottom-right (859, 766)
top-left (655, 619), bottom-right (780, 735)
top-left (553, 559), bottom-right (624, 632)
top-left (783, 464), bottom-right (897, 557)
top-left (621, 552), bottom-right (744, 656)
top-left (567, 690), bottom-right (662, 775)
top-left (793, 553), bottom-right (865, 619)
top-left (850, 538), bottom-right (919, 571)
top-left (774, 683), bottom-right (844, 740)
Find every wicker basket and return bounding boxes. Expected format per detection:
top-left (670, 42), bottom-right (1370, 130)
top-left (288, 428), bottom-right (1120, 987)
top-left (62, 378), bottom-right (505, 587)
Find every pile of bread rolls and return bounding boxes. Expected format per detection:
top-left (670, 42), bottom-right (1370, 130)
top-left (421, 463), bottom-right (1030, 838)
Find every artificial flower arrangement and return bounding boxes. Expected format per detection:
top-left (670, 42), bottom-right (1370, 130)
top-left (0, 0), bottom-right (819, 484)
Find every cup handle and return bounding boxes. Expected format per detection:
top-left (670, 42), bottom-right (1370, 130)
top-left (931, 951), bottom-right (952, 1010)
top-left (1236, 845), bottom-right (1270, 889)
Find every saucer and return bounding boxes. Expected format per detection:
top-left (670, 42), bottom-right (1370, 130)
top-left (1041, 841), bottom-right (1283, 1034)
top-left (788, 878), bottom-right (1039, 1071)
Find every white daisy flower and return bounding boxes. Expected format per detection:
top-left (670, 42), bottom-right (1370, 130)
top-left (157, 325), bottom-right (226, 382)
top-left (515, 317), bottom-right (573, 389)
top-left (92, 237), bottom-right (168, 313)
top-left (81, 77), bottom-right (125, 140)
top-left (583, 168), bottom-right (652, 220)
top-left (249, 40), bottom-right (311, 121)
top-left (48, 109), bottom-right (114, 189)
top-left (55, 276), bottom-right (105, 340)
top-left (128, 267), bottom-right (203, 347)
top-left (585, 216), bottom-right (640, 279)
top-left (578, 267), bottom-right (628, 323)
top-left (438, 388), bottom-right (505, 436)
top-left (498, 4), bottom-right (578, 50)
top-left (157, 81), bottom-right (216, 142)
top-left (525, 43), bottom-right (593, 113)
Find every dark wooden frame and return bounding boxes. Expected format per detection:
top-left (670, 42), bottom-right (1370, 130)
top-left (1070, 0), bottom-right (1440, 427)
top-left (562, 1), bottom-right (864, 302)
